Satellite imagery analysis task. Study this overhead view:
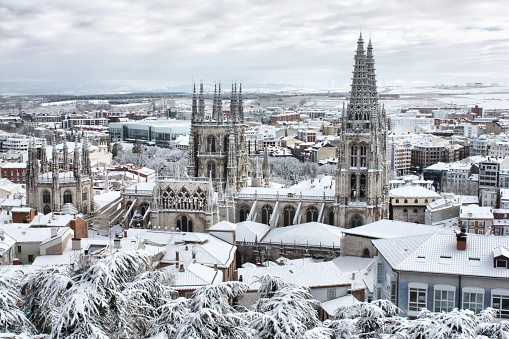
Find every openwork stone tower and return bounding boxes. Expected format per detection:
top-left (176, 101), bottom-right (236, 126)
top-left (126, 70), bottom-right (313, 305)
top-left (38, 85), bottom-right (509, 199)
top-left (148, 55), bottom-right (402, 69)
top-left (334, 34), bottom-right (389, 228)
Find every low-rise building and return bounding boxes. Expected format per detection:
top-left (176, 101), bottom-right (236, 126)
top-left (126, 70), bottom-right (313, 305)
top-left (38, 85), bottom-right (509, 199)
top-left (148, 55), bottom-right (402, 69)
top-left (372, 233), bottom-right (509, 319)
top-left (390, 186), bottom-right (441, 224)
top-left (459, 205), bottom-right (494, 235)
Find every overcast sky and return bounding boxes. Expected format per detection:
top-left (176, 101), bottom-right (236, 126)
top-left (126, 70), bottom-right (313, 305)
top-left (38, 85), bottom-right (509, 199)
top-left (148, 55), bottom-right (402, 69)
top-left (1, 0), bottom-right (508, 94)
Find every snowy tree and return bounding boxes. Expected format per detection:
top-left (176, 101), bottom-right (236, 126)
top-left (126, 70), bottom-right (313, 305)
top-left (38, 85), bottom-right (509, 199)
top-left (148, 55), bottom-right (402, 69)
top-left (0, 268), bottom-right (33, 335)
top-left (22, 267), bottom-right (73, 333)
top-left (250, 275), bottom-right (319, 339)
top-left (332, 299), bottom-right (401, 338)
top-left (116, 270), bottom-right (175, 337)
top-left (175, 308), bottom-right (251, 339)
top-left (50, 252), bottom-right (151, 339)
top-left (146, 297), bottom-right (190, 338)
top-left (189, 281), bottom-right (248, 313)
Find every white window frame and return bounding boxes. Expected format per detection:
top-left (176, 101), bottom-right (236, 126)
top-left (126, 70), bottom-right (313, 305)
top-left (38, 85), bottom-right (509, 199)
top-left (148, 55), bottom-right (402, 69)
top-left (491, 289), bottom-right (509, 319)
top-left (408, 282), bottom-right (428, 316)
top-left (327, 289), bottom-right (336, 300)
top-left (434, 284), bottom-right (456, 313)
top-left (462, 287), bottom-right (484, 314)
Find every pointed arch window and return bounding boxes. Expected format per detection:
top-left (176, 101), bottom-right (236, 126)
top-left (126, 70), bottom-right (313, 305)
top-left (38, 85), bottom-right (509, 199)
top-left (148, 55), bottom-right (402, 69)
top-left (360, 144), bottom-right (367, 167)
top-left (63, 190), bottom-right (72, 204)
top-left (351, 144), bottom-right (358, 167)
top-left (82, 188), bottom-right (88, 202)
top-left (42, 190), bottom-right (51, 204)
top-left (207, 135), bottom-right (216, 152)
top-left (261, 205), bottom-right (273, 225)
top-left (329, 211), bottom-right (334, 226)
top-left (360, 174), bottom-right (366, 202)
top-left (306, 206), bottom-right (319, 222)
top-left (207, 162), bottom-right (216, 179)
top-left (351, 174), bottom-right (357, 200)
top-left (283, 205), bottom-right (296, 226)
top-left (177, 215), bottom-right (193, 232)
top-left (239, 205), bottom-right (249, 222)
top-left (224, 136), bottom-right (229, 152)
top-left (350, 214), bottom-right (362, 228)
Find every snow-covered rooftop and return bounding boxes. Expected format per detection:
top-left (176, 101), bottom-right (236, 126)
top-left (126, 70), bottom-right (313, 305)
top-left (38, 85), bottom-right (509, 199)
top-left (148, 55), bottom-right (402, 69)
top-left (373, 233), bottom-right (509, 278)
top-left (390, 186), bottom-right (441, 198)
top-left (320, 295), bottom-right (360, 317)
top-left (163, 261), bottom-right (223, 290)
top-left (238, 261), bottom-right (351, 291)
top-left (235, 221), bottom-right (271, 243)
top-left (459, 205), bottom-right (494, 219)
top-left (341, 220), bottom-right (453, 239)
top-left (261, 222), bottom-right (344, 248)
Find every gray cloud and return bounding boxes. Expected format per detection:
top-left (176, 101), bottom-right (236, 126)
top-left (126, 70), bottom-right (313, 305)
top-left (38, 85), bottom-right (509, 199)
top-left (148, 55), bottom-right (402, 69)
top-left (1, 0), bottom-right (508, 94)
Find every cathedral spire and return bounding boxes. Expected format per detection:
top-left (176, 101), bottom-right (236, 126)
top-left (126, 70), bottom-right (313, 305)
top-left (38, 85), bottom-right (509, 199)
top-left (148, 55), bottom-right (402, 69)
top-left (191, 84), bottom-right (197, 123)
top-left (51, 131), bottom-right (59, 212)
top-left (199, 82), bottom-right (205, 121)
top-left (217, 83), bottom-right (223, 123)
top-left (230, 83), bottom-right (237, 123)
top-left (212, 84), bottom-right (217, 121)
top-left (238, 83), bottom-right (243, 123)
top-left (63, 136), bottom-right (69, 171)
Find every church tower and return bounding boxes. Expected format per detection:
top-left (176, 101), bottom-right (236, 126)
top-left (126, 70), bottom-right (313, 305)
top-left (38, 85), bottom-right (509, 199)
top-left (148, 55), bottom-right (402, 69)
top-left (187, 82), bottom-right (249, 192)
top-left (334, 34), bottom-right (389, 228)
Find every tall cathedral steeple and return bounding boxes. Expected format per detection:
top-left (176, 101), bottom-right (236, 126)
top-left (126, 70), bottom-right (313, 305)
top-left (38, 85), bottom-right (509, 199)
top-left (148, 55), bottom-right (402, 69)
top-left (334, 35), bottom-right (389, 228)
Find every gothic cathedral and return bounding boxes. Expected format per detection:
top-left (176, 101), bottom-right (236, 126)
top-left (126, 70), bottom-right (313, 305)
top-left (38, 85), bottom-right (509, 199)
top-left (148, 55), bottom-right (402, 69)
top-left (334, 34), bottom-right (390, 228)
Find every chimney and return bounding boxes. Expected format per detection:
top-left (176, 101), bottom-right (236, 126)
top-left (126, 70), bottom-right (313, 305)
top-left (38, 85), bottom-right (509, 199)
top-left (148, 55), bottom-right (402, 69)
top-left (124, 230), bottom-right (128, 238)
top-left (457, 228), bottom-right (467, 250)
top-left (179, 264), bottom-right (185, 272)
top-left (192, 251), bottom-right (196, 260)
top-left (71, 238), bottom-right (81, 250)
top-left (13, 258), bottom-right (19, 265)
top-left (114, 238), bottom-right (121, 249)
top-left (175, 251), bottom-right (180, 262)
top-left (51, 228), bottom-right (58, 237)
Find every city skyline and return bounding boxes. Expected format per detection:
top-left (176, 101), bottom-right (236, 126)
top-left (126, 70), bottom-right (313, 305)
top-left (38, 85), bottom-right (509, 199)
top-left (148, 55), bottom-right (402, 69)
top-left (1, 0), bottom-right (508, 94)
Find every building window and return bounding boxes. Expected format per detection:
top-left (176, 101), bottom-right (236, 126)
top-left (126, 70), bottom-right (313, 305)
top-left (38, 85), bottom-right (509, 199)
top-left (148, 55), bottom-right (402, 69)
top-left (283, 206), bottom-right (296, 226)
top-left (306, 206), bottom-right (318, 222)
top-left (17, 246), bottom-right (21, 253)
top-left (404, 199), bottom-right (408, 203)
top-left (495, 259), bottom-right (508, 268)
top-left (390, 282), bottom-right (397, 304)
top-left (328, 211), bottom-right (334, 226)
top-left (377, 263), bottom-right (383, 284)
top-left (463, 291), bottom-right (484, 314)
top-left (362, 248), bottom-right (370, 258)
top-left (82, 189), bottom-right (87, 202)
top-left (350, 214), bottom-right (362, 228)
top-left (42, 190), bottom-right (51, 204)
top-left (360, 144), bottom-right (367, 167)
top-left (43, 205), bottom-right (51, 215)
top-left (409, 285), bottom-right (427, 312)
top-left (413, 209), bottom-right (418, 213)
top-left (261, 205), bottom-right (273, 225)
top-left (63, 190), bottom-right (72, 204)
top-left (492, 291), bottom-right (509, 319)
top-left (176, 215), bottom-right (193, 232)
top-left (206, 135), bottom-right (216, 152)
top-left (28, 255), bottom-right (34, 263)
top-left (327, 289), bottom-right (336, 300)
top-left (434, 288), bottom-right (455, 313)
top-left (207, 162), bottom-right (216, 179)
top-left (396, 199), bottom-right (399, 203)
top-left (351, 144), bottom-right (358, 167)
top-left (239, 206), bottom-right (249, 222)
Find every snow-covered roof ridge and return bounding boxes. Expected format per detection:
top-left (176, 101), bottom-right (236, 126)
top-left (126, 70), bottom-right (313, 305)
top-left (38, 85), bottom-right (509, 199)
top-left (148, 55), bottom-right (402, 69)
top-left (341, 220), bottom-right (452, 239)
top-left (261, 222), bottom-right (344, 248)
top-left (389, 186), bottom-right (441, 198)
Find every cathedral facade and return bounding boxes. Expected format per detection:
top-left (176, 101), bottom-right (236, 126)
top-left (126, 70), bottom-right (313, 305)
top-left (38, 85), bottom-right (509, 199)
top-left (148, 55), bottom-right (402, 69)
top-left (26, 133), bottom-right (94, 215)
top-left (116, 36), bottom-right (388, 232)
top-left (334, 34), bottom-right (390, 228)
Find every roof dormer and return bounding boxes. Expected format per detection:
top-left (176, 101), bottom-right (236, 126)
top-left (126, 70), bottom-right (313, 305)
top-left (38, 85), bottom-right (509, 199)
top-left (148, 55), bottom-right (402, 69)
top-left (493, 246), bottom-right (509, 269)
